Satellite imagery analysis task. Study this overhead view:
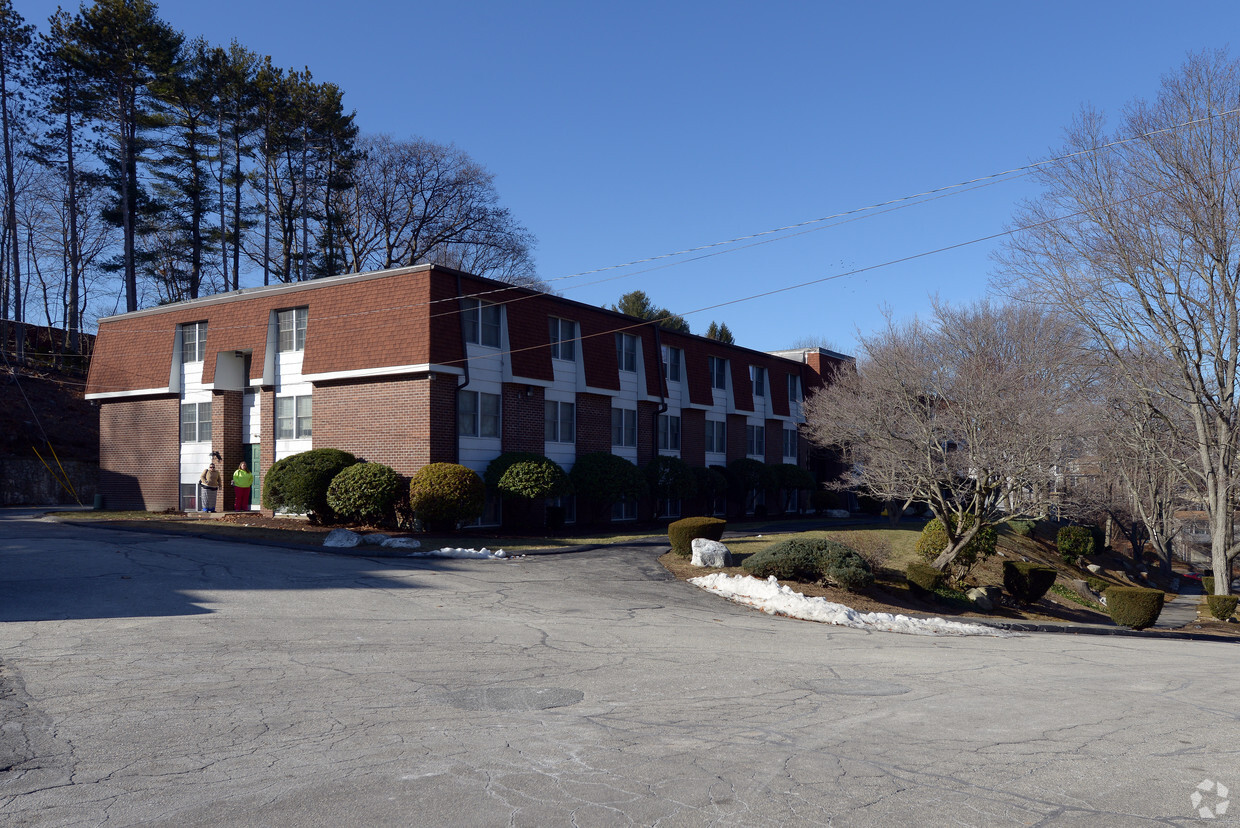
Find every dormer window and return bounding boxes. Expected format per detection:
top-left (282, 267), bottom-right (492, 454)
top-left (277, 308), bottom-right (307, 352)
top-left (462, 299), bottom-right (501, 347)
top-left (180, 321), bottom-right (207, 363)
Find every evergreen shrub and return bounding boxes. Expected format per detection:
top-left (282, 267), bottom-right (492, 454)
top-left (1007, 519), bottom-right (1036, 537)
top-left (646, 456), bottom-right (698, 504)
top-left (1086, 576), bottom-right (1110, 593)
top-left (905, 562), bottom-right (945, 596)
top-left (742, 537), bottom-right (873, 591)
top-left (1206, 595), bottom-right (1238, 620)
top-left (408, 463), bottom-right (486, 529)
top-left (916, 515), bottom-right (997, 576)
top-left (668, 516), bottom-right (726, 557)
top-left (261, 448), bottom-right (359, 523)
top-left (484, 452), bottom-right (571, 500)
top-left (1203, 576), bottom-right (1216, 594)
top-left (326, 462), bottom-right (402, 525)
top-left (810, 489), bottom-right (840, 512)
top-left (570, 452), bottom-right (646, 521)
top-left (1056, 526), bottom-right (1095, 564)
top-left (1003, 561), bottom-right (1057, 605)
top-left (1105, 587), bottom-right (1165, 629)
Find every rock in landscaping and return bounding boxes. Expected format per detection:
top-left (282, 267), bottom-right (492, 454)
top-left (324, 528), bottom-right (362, 548)
top-left (1086, 564), bottom-right (1103, 574)
top-left (691, 538), bottom-right (733, 567)
top-left (381, 537), bottom-right (422, 550)
top-left (362, 533), bottom-right (391, 545)
top-left (966, 587), bottom-right (994, 611)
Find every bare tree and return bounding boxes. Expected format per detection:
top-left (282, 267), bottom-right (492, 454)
top-left (1002, 50), bottom-right (1240, 594)
top-left (337, 134), bottom-right (538, 285)
top-left (803, 299), bottom-right (1083, 571)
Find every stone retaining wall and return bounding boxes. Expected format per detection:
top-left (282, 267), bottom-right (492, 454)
top-left (0, 457), bottom-right (98, 506)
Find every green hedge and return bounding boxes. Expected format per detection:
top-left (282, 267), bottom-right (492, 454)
top-left (1003, 561), bottom-right (1057, 605)
top-left (484, 452), bottom-right (571, 500)
top-left (1056, 526), bottom-right (1095, 564)
top-left (646, 456), bottom-right (698, 503)
top-left (261, 448), bottom-right (359, 523)
top-left (906, 562), bottom-right (945, 596)
top-left (1106, 587), bottom-right (1165, 630)
top-left (742, 537), bottom-right (873, 592)
top-left (408, 463), bottom-right (486, 529)
top-left (1203, 576), bottom-right (1216, 594)
top-left (1206, 595), bottom-right (1239, 620)
top-left (570, 452), bottom-right (646, 521)
top-left (1086, 576), bottom-right (1110, 593)
top-left (326, 462), bottom-right (402, 525)
top-left (725, 458), bottom-right (774, 497)
top-left (1007, 519), bottom-right (1036, 537)
top-left (668, 516), bottom-right (726, 557)
top-left (916, 515), bottom-right (997, 574)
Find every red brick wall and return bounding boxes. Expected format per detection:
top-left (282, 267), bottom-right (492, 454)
top-left (98, 396), bottom-right (180, 510)
top-left (575, 393), bottom-right (611, 455)
top-left (680, 408), bottom-right (705, 467)
top-left (502, 383), bottom-right (546, 453)
top-left (637, 401), bottom-right (657, 467)
top-left (212, 390), bottom-right (244, 509)
top-left (765, 418), bottom-right (784, 467)
top-left (726, 413), bottom-right (748, 462)
top-left (312, 374), bottom-right (454, 475)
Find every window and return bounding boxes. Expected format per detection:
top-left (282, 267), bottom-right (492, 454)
top-left (549, 317), bottom-right (576, 361)
top-left (662, 346), bottom-right (681, 382)
top-left (611, 497), bottom-right (637, 522)
top-left (658, 414), bottom-right (681, 451)
top-left (750, 365), bottom-right (766, 398)
top-left (708, 356), bottom-right (727, 390)
top-left (783, 427), bottom-right (798, 459)
top-left (705, 419), bottom-right (727, 454)
top-left (611, 407), bottom-right (637, 447)
top-left (545, 400), bottom-right (575, 443)
top-left (547, 495), bottom-right (576, 525)
top-left (459, 391), bottom-right (500, 438)
top-left (747, 424), bottom-right (765, 457)
top-left (788, 373), bottom-right (801, 403)
top-left (277, 308), bottom-right (308, 352)
top-left (461, 299), bottom-right (501, 347)
top-left (277, 395), bottom-right (312, 439)
top-left (179, 401), bottom-right (211, 442)
top-left (180, 321), bottom-right (207, 363)
top-left (616, 333), bottom-right (638, 372)
top-left (656, 498), bottom-right (681, 519)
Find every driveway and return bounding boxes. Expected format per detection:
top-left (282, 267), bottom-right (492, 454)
top-left (0, 511), bottom-right (1235, 826)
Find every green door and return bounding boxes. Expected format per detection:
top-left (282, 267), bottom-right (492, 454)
top-left (245, 444), bottom-right (261, 509)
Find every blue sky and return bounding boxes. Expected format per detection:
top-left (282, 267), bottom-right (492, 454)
top-left (22, 0), bottom-right (1240, 353)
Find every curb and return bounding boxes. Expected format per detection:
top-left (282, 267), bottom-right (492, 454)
top-left (936, 615), bottom-right (1237, 643)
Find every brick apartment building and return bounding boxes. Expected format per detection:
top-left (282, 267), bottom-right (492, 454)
top-left (85, 264), bottom-right (850, 522)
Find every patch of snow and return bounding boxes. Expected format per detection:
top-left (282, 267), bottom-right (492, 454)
top-left (689, 573), bottom-right (1020, 638)
top-left (380, 537), bottom-right (422, 550)
top-left (405, 547), bottom-right (511, 560)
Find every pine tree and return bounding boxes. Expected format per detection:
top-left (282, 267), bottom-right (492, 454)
top-left (0, 0), bottom-right (33, 361)
top-left (704, 320), bottom-right (733, 344)
top-left (610, 289), bottom-right (689, 333)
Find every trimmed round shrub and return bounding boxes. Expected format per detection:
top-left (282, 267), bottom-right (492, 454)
top-left (570, 452), bottom-right (646, 521)
top-left (725, 458), bottom-right (774, 498)
top-left (261, 448), bottom-right (359, 523)
top-left (326, 462), bottom-right (402, 525)
top-left (1106, 587), bottom-right (1165, 629)
top-left (646, 456), bottom-right (698, 503)
top-left (906, 562), bottom-right (945, 597)
top-left (771, 463), bottom-right (815, 492)
top-left (408, 463), bottom-right (485, 529)
top-left (1056, 526), bottom-right (1095, 565)
top-left (1203, 576), bottom-right (1216, 595)
top-left (1206, 594), bottom-right (1238, 620)
top-left (742, 537), bottom-right (873, 592)
top-left (668, 516), bottom-right (726, 557)
top-left (916, 515), bottom-right (997, 575)
top-left (1086, 576), bottom-right (1111, 593)
top-left (484, 452), bottom-right (571, 500)
top-left (1007, 519), bottom-right (1036, 537)
top-left (1003, 560), bottom-right (1058, 605)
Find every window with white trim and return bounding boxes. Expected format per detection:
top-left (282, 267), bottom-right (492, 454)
top-left (180, 321), bottom-right (207, 363)
top-left (661, 346), bottom-right (681, 382)
top-left (547, 495), bottom-right (576, 525)
top-left (656, 498), bottom-right (681, 519)
top-left (616, 333), bottom-right (638, 372)
top-left (545, 400), bottom-right (575, 443)
top-left (783, 427), bottom-right (797, 459)
top-left (461, 299), bottom-right (501, 348)
top-left (750, 365), bottom-right (766, 398)
top-left (658, 414), bottom-right (681, 451)
top-left (277, 395), bottom-right (312, 439)
top-left (549, 317), bottom-right (576, 361)
top-left (180, 401), bottom-right (212, 442)
top-left (747, 424), bottom-right (765, 457)
top-left (708, 356), bottom-right (727, 390)
top-left (611, 497), bottom-right (637, 522)
top-left (705, 419), bottom-right (727, 454)
top-left (458, 390), bottom-right (500, 438)
top-left (611, 407), bottom-right (637, 447)
top-left (277, 308), bottom-right (307, 352)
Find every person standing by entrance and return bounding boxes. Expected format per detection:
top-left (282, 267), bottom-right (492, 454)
top-left (198, 461), bottom-right (221, 512)
top-left (232, 461), bottom-right (254, 511)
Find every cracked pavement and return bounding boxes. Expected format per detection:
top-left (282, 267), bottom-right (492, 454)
top-left (0, 510), bottom-right (1236, 827)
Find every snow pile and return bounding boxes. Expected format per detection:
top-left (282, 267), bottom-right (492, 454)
top-left (689, 573), bottom-right (1020, 637)
top-left (407, 547), bottom-right (509, 560)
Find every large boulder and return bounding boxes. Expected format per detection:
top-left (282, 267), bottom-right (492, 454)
top-left (691, 538), bottom-right (733, 568)
top-left (323, 528), bottom-right (361, 548)
top-left (966, 587), bottom-right (995, 611)
top-left (362, 533), bottom-right (391, 545)
top-left (1086, 564), bottom-right (1103, 574)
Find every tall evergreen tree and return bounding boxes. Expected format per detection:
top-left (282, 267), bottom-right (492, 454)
top-left (0, 0), bottom-right (33, 361)
top-left (609, 289), bottom-right (689, 333)
top-left (704, 321), bottom-right (734, 344)
top-left (69, 0), bottom-right (181, 312)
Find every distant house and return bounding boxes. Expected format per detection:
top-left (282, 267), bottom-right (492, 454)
top-left (85, 264), bottom-right (849, 520)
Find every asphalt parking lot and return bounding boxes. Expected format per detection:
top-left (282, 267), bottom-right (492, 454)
top-left (0, 510), bottom-right (1235, 826)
